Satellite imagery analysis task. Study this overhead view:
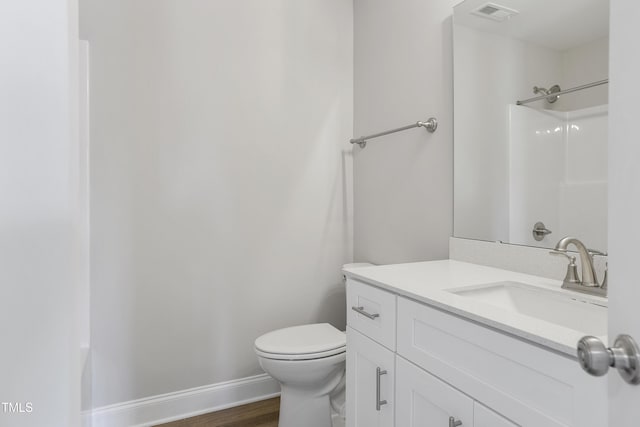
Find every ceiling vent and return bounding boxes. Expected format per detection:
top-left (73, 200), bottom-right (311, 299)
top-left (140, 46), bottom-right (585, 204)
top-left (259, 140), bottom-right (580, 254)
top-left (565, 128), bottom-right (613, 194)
top-left (471, 3), bottom-right (519, 22)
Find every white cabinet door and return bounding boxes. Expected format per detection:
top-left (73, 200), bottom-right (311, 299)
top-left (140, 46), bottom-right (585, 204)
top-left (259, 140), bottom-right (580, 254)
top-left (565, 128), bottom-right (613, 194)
top-left (395, 356), bottom-right (473, 427)
top-left (475, 403), bottom-right (519, 427)
top-left (347, 327), bottom-right (394, 427)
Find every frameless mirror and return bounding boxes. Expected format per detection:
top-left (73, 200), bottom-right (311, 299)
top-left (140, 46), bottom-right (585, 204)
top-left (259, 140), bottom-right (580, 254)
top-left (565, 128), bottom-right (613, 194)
top-left (453, 0), bottom-right (609, 251)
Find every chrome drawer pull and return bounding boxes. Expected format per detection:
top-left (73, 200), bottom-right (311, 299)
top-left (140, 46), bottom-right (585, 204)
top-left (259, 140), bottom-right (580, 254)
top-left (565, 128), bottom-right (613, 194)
top-left (351, 306), bottom-right (380, 320)
top-left (376, 367), bottom-right (387, 411)
top-left (449, 417), bottom-right (462, 427)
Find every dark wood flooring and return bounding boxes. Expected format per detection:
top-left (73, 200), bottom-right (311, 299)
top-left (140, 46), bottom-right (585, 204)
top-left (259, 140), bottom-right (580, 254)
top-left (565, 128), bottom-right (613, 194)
top-left (154, 397), bottom-right (280, 427)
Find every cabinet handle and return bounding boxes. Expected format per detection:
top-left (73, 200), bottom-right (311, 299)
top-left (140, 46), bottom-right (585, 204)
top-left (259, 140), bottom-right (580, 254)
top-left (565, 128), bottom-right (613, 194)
top-left (376, 367), bottom-right (387, 411)
top-left (351, 306), bottom-right (380, 320)
top-left (448, 416), bottom-right (462, 427)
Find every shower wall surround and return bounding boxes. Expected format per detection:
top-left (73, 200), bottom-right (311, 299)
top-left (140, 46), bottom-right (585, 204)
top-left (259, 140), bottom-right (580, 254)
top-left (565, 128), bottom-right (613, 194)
top-left (508, 105), bottom-right (608, 249)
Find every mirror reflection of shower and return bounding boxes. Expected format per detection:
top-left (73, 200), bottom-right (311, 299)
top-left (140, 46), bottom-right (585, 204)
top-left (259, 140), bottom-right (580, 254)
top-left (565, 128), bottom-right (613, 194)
top-left (533, 84), bottom-right (561, 103)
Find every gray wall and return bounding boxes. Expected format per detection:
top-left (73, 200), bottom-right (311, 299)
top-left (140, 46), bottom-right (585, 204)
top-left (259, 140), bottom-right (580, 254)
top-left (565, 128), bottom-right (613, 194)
top-left (353, 0), bottom-right (455, 265)
top-left (80, 0), bottom-right (353, 407)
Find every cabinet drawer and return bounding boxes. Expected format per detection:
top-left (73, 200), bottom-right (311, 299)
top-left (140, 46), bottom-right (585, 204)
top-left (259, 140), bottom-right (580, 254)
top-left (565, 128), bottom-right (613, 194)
top-left (396, 297), bottom-right (606, 427)
top-left (346, 279), bottom-right (396, 350)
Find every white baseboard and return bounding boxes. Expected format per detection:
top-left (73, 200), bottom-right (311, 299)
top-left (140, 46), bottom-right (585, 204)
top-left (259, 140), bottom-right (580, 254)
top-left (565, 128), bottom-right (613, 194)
top-left (85, 374), bottom-right (280, 427)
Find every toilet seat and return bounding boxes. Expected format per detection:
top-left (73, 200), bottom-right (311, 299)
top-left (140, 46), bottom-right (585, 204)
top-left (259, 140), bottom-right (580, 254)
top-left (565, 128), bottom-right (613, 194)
top-left (255, 346), bottom-right (345, 361)
top-left (255, 323), bottom-right (346, 361)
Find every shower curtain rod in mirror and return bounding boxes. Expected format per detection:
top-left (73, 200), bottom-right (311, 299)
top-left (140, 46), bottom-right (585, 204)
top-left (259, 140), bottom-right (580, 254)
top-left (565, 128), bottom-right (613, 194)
top-left (516, 79), bottom-right (609, 106)
top-left (350, 117), bottom-right (438, 149)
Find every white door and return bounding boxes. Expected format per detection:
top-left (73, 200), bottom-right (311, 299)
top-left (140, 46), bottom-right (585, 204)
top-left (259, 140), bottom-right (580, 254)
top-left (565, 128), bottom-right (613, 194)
top-left (395, 356), bottom-right (473, 427)
top-left (0, 2), bottom-right (81, 427)
top-left (605, 1), bottom-right (640, 426)
top-left (347, 327), bottom-right (395, 427)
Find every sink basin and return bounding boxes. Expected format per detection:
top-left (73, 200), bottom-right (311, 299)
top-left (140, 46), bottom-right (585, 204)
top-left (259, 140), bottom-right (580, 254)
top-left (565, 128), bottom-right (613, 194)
top-left (449, 281), bottom-right (607, 336)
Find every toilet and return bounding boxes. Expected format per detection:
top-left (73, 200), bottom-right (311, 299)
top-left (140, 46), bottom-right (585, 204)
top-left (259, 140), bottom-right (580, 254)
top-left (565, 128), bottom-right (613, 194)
top-left (255, 263), bottom-right (373, 427)
top-left (255, 323), bottom-right (347, 427)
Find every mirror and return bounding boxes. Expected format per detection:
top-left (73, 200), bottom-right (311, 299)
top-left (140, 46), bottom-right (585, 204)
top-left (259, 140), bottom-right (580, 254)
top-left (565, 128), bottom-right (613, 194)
top-left (453, 0), bottom-right (609, 251)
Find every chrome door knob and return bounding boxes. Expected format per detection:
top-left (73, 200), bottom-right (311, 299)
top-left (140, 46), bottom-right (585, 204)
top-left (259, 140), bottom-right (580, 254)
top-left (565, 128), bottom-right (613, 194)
top-left (577, 336), bottom-right (611, 376)
top-left (577, 335), bottom-right (640, 384)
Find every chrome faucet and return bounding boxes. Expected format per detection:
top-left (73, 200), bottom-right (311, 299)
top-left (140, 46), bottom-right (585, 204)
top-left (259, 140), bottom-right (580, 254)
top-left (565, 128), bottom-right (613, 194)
top-left (550, 237), bottom-right (607, 297)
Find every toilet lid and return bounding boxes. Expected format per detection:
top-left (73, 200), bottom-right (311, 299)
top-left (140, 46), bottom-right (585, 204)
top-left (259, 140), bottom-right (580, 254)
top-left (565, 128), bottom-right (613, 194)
top-left (255, 323), bottom-right (346, 358)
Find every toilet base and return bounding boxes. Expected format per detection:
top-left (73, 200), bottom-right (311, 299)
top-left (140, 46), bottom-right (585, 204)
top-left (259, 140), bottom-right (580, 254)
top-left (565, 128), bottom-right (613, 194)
top-left (278, 384), bottom-right (333, 427)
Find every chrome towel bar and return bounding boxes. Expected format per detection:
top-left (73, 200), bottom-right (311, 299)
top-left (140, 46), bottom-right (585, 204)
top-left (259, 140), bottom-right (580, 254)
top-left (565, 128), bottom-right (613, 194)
top-left (350, 117), bottom-right (438, 148)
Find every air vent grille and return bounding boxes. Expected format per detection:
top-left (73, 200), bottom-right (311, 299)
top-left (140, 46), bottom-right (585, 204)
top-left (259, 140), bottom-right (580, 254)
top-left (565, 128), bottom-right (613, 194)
top-left (478, 5), bottom-right (500, 15)
top-left (471, 3), bottom-right (519, 22)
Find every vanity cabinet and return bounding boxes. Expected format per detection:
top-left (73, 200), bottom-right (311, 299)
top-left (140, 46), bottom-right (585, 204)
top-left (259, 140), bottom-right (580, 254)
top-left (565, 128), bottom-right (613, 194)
top-left (345, 278), bottom-right (607, 427)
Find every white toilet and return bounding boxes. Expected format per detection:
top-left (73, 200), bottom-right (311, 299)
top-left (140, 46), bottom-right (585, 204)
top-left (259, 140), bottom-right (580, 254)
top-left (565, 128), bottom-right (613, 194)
top-left (255, 323), bottom-right (346, 427)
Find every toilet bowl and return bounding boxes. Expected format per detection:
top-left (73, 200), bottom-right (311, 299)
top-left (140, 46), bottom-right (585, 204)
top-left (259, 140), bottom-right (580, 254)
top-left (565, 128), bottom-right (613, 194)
top-left (255, 323), bottom-right (346, 427)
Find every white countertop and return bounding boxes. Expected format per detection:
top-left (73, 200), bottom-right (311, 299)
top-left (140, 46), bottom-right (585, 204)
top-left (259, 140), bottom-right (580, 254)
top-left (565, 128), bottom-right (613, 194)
top-left (343, 259), bottom-right (607, 357)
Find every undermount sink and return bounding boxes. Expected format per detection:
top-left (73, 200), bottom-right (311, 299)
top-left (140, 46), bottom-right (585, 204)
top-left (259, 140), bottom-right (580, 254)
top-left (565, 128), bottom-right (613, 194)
top-left (449, 281), bottom-right (607, 336)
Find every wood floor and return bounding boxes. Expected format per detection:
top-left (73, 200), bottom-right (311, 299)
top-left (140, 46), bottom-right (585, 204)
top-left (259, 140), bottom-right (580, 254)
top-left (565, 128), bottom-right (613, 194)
top-left (154, 397), bottom-right (280, 427)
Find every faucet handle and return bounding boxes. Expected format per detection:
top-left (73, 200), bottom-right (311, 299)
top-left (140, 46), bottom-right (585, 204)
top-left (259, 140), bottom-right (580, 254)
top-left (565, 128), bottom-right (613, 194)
top-left (550, 250), bottom-right (581, 285)
top-left (601, 262), bottom-right (608, 290)
top-left (588, 248), bottom-right (607, 257)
